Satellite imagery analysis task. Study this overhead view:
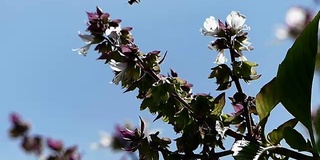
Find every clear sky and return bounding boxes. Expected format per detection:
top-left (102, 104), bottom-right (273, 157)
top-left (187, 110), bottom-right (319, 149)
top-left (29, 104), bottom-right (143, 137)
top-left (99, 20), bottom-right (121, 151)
top-left (1, 0), bottom-right (320, 160)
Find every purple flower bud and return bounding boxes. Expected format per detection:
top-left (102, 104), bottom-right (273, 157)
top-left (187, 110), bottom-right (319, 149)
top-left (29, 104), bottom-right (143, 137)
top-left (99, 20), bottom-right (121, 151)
top-left (120, 128), bottom-right (135, 141)
top-left (121, 46), bottom-right (132, 54)
top-left (47, 138), bottom-right (63, 151)
top-left (10, 112), bottom-right (21, 125)
top-left (21, 135), bottom-right (43, 155)
top-left (122, 27), bottom-right (133, 31)
top-left (233, 103), bottom-right (243, 113)
top-left (64, 146), bottom-right (81, 160)
top-left (86, 12), bottom-right (99, 22)
top-left (150, 50), bottom-right (161, 55)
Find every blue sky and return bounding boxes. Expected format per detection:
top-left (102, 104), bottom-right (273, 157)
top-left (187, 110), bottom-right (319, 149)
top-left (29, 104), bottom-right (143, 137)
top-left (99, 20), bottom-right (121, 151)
top-left (1, 0), bottom-right (320, 159)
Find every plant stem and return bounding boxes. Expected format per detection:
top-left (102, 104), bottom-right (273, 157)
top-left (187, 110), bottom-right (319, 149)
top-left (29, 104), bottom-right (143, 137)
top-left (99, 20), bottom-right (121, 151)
top-left (210, 150), bottom-right (234, 159)
top-left (135, 53), bottom-right (249, 141)
top-left (226, 35), bottom-right (253, 138)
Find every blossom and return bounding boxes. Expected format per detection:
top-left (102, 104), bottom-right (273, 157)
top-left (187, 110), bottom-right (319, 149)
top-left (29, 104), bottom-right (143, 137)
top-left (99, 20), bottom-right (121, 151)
top-left (285, 6), bottom-right (309, 29)
top-left (109, 60), bottom-right (128, 85)
top-left (200, 16), bottom-right (221, 36)
top-left (275, 25), bottom-right (289, 41)
top-left (72, 31), bottom-right (94, 56)
top-left (215, 50), bottom-right (227, 64)
top-left (90, 131), bottom-right (113, 149)
top-left (105, 25), bottom-right (122, 39)
top-left (226, 11), bottom-right (249, 35)
top-left (275, 6), bottom-right (313, 41)
top-left (208, 41), bottom-right (227, 64)
top-left (46, 138), bottom-right (63, 151)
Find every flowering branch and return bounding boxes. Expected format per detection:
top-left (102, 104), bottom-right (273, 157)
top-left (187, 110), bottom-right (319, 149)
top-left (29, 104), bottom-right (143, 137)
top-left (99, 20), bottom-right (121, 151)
top-left (226, 35), bottom-right (253, 138)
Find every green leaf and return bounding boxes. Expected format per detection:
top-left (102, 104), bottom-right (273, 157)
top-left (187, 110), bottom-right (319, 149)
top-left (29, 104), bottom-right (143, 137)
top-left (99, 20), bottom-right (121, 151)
top-left (232, 139), bottom-right (264, 160)
top-left (208, 64), bottom-right (231, 89)
top-left (283, 127), bottom-right (310, 151)
top-left (140, 98), bottom-right (153, 110)
top-left (267, 118), bottom-right (298, 145)
top-left (276, 12), bottom-right (320, 133)
top-left (211, 92), bottom-right (226, 116)
top-left (256, 77), bottom-right (279, 122)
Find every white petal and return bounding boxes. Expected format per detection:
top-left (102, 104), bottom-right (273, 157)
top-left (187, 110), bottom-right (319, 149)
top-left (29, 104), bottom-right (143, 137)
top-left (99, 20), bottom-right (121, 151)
top-left (99, 131), bottom-right (112, 147)
top-left (109, 60), bottom-right (127, 72)
top-left (201, 16), bottom-right (219, 36)
top-left (78, 31), bottom-right (94, 43)
top-left (112, 72), bottom-right (122, 85)
top-left (105, 26), bottom-right (122, 38)
top-left (285, 6), bottom-right (307, 28)
top-left (215, 50), bottom-right (227, 64)
top-left (238, 55), bottom-right (247, 62)
top-left (72, 44), bottom-right (91, 56)
top-left (227, 11), bottom-right (246, 30)
top-left (275, 26), bottom-right (289, 40)
top-left (204, 16), bottom-right (218, 31)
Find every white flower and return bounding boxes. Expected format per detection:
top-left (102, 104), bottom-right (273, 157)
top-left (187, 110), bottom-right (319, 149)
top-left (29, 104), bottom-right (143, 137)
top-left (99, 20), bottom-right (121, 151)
top-left (208, 41), bottom-right (227, 64)
top-left (275, 25), bottom-right (289, 41)
top-left (109, 60), bottom-right (127, 85)
top-left (285, 6), bottom-right (307, 29)
top-left (90, 131), bottom-right (113, 150)
top-left (226, 11), bottom-right (249, 35)
top-left (200, 16), bottom-right (220, 36)
top-left (215, 50), bottom-right (227, 64)
top-left (105, 25), bottom-right (122, 39)
top-left (72, 31), bottom-right (95, 56)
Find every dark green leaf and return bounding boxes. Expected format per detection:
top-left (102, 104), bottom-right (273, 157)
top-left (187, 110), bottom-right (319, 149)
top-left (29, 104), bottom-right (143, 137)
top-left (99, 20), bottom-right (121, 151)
top-left (208, 64), bottom-right (231, 84)
top-left (140, 98), bottom-right (153, 111)
top-left (256, 77), bottom-right (279, 122)
top-left (267, 118), bottom-right (298, 145)
top-left (276, 12), bottom-right (320, 132)
top-left (211, 92), bottom-right (226, 116)
top-left (216, 81), bottom-right (231, 91)
top-left (283, 127), bottom-right (310, 151)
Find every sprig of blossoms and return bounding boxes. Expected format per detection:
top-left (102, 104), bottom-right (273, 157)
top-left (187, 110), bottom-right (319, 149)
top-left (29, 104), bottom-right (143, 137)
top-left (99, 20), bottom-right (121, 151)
top-left (200, 11), bottom-right (253, 64)
top-left (8, 113), bottom-right (82, 160)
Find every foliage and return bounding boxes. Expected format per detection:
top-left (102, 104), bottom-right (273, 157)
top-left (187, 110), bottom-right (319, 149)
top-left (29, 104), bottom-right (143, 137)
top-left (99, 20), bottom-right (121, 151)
top-left (7, 1), bottom-right (320, 160)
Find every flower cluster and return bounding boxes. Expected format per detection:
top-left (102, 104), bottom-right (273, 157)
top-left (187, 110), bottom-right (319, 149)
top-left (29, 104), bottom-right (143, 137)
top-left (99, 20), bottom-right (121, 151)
top-left (275, 6), bottom-right (313, 41)
top-left (72, 7), bottom-right (140, 86)
top-left (200, 11), bottom-right (253, 64)
top-left (8, 113), bottom-right (81, 160)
